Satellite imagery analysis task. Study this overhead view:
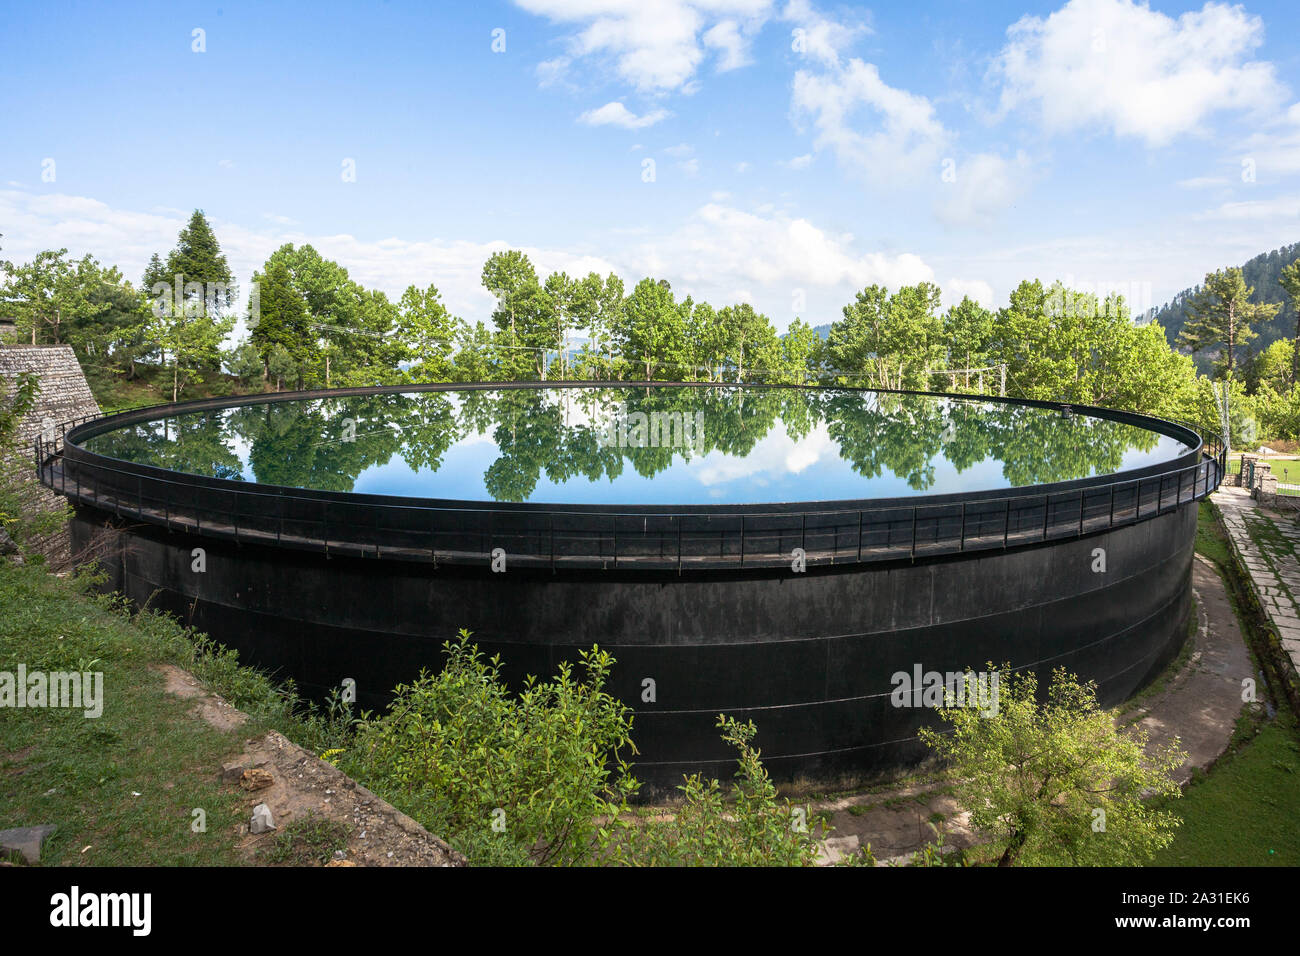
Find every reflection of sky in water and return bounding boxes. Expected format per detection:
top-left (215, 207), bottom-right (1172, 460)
top-left (82, 388), bottom-right (1197, 506)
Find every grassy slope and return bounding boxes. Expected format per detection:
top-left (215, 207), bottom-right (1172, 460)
top-left (0, 562), bottom-right (250, 864)
top-left (83, 363), bottom-right (265, 414)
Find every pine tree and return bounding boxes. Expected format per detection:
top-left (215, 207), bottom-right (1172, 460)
top-left (1279, 257), bottom-right (1300, 386)
top-left (1177, 267), bottom-right (1279, 380)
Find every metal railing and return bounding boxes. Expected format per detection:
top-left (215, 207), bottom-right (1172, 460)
top-left (34, 418), bottom-right (1227, 574)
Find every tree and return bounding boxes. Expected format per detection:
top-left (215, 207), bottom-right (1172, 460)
top-left (260, 244), bottom-right (364, 387)
top-left (619, 278), bottom-right (687, 380)
top-left (452, 320), bottom-right (500, 383)
top-left (0, 249), bottom-right (92, 346)
top-left (825, 283), bottom-right (943, 389)
top-left (919, 666), bottom-right (1184, 867)
top-left (397, 283), bottom-right (458, 383)
top-left (717, 302), bottom-right (779, 383)
top-left (778, 318), bottom-right (820, 385)
top-left (249, 257), bottom-right (310, 389)
top-left (163, 210), bottom-right (234, 308)
top-left (942, 296), bottom-right (994, 388)
top-left (156, 210), bottom-right (235, 372)
top-left (144, 277), bottom-right (235, 401)
top-left (1177, 267), bottom-right (1278, 380)
top-left (482, 250), bottom-right (553, 379)
top-left (575, 273), bottom-right (625, 381)
top-left (1278, 257), bottom-right (1300, 386)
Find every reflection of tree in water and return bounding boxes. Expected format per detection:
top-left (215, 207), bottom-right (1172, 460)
top-left (822, 391), bottom-right (947, 490)
top-left (85, 410), bottom-right (245, 481)
top-left (83, 386), bottom-right (1171, 501)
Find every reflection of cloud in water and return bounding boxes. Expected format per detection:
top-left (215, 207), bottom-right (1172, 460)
top-left (693, 420), bottom-right (836, 486)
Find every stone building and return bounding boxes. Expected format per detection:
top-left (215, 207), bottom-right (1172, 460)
top-left (0, 345), bottom-right (101, 561)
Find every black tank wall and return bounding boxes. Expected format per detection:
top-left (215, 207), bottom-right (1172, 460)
top-left (72, 503), bottom-right (1196, 795)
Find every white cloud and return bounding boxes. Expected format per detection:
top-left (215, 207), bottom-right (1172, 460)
top-left (934, 151), bottom-right (1030, 227)
top-left (577, 101), bottom-right (671, 129)
top-left (536, 56), bottom-right (572, 88)
top-left (662, 143), bottom-right (694, 157)
top-left (515, 0), bottom-right (774, 93)
top-left (993, 0), bottom-right (1286, 147)
top-left (677, 158), bottom-right (701, 176)
top-left (782, 0), bottom-right (869, 69)
top-left (734, 161), bottom-right (751, 173)
top-left (1177, 176), bottom-right (1231, 189)
top-left (941, 278), bottom-right (995, 311)
top-left (1196, 194), bottom-right (1300, 220)
top-left (1241, 102), bottom-right (1300, 177)
top-left (631, 202), bottom-right (934, 292)
top-left (781, 153), bottom-right (814, 169)
top-left (703, 20), bottom-right (750, 72)
top-left (0, 189), bottom-right (937, 334)
top-left (792, 58), bottom-right (949, 183)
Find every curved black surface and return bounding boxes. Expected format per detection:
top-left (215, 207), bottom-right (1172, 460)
top-left (46, 383), bottom-right (1221, 795)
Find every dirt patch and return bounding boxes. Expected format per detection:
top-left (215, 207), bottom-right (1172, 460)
top-left (226, 730), bottom-right (463, 867)
top-left (156, 664), bottom-right (464, 867)
top-left (154, 664), bottom-right (247, 733)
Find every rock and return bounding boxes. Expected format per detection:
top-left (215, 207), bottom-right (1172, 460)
top-left (239, 768), bottom-right (274, 791)
top-left (0, 825), bottom-right (56, 864)
top-left (250, 804), bottom-right (275, 835)
top-left (325, 859), bottom-right (356, 867)
top-left (815, 834), bottom-right (860, 866)
top-left (220, 761), bottom-right (246, 784)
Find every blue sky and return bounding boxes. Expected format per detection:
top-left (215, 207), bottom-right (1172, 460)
top-left (3, 0), bottom-right (1300, 332)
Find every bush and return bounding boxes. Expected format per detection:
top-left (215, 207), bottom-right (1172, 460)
top-left (608, 715), bottom-right (823, 867)
top-left (919, 666), bottom-right (1184, 866)
top-left (339, 631), bottom-right (638, 866)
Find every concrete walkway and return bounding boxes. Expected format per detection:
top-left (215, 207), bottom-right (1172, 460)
top-left (811, 552), bottom-right (1253, 865)
top-left (1213, 484), bottom-right (1300, 673)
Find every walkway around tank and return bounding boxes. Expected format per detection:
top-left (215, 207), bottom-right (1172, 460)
top-left (1213, 483), bottom-right (1300, 674)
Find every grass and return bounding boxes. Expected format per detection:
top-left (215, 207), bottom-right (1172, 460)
top-left (1195, 500), bottom-right (1233, 569)
top-left (258, 811), bottom-right (352, 866)
top-left (1150, 714), bottom-right (1300, 866)
top-left (0, 561), bottom-right (249, 865)
top-left (0, 559), bottom-right (354, 865)
top-left (82, 362), bottom-right (264, 415)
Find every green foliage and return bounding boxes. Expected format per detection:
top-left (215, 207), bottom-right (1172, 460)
top-left (1152, 241), bottom-right (1300, 366)
top-left (340, 631), bottom-right (639, 866)
top-left (1177, 267), bottom-right (1279, 381)
top-left (825, 282), bottom-right (944, 389)
top-left (609, 715), bottom-right (822, 867)
top-left (397, 283), bottom-right (458, 383)
top-left (919, 666), bottom-right (1185, 867)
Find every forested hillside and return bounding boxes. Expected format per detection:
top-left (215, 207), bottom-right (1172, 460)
top-left (1149, 240), bottom-right (1300, 359)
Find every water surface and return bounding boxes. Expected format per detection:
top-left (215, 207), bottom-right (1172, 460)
top-left (80, 386), bottom-right (1191, 505)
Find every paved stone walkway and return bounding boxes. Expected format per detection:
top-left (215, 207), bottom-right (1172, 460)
top-left (1213, 485), bottom-right (1300, 673)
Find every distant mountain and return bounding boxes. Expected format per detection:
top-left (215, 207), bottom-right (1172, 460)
top-left (1146, 240), bottom-right (1300, 369)
top-left (812, 323), bottom-right (832, 340)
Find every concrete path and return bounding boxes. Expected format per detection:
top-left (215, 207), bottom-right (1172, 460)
top-left (811, 552), bottom-right (1252, 865)
top-left (1214, 484), bottom-right (1300, 673)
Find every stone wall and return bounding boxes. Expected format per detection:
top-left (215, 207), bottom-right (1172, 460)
top-left (0, 345), bottom-right (101, 561)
